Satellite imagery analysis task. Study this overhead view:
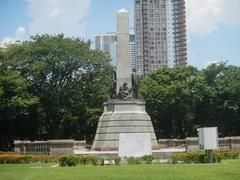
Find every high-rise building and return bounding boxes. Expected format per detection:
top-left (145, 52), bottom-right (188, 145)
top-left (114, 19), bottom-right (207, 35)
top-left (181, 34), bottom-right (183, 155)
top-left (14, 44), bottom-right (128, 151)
top-left (94, 33), bottom-right (117, 65)
top-left (134, 0), bottom-right (187, 75)
top-left (109, 42), bottom-right (117, 66)
top-left (129, 28), bottom-right (136, 70)
top-left (94, 31), bottom-right (136, 70)
top-left (171, 0), bottom-right (187, 66)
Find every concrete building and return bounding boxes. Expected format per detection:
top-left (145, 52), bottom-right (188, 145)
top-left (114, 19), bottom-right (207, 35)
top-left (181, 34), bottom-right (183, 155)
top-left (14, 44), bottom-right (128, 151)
top-left (134, 0), bottom-right (187, 75)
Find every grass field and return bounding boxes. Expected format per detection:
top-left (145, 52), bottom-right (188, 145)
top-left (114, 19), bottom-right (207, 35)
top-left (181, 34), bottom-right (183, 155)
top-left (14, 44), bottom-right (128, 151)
top-left (0, 159), bottom-right (240, 180)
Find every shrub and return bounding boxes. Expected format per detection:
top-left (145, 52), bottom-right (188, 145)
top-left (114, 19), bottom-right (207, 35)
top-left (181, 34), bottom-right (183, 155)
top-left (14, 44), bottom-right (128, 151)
top-left (0, 151), bottom-right (19, 155)
top-left (0, 154), bottom-right (56, 164)
top-left (78, 155), bottom-right (103, 166)
top-left (215, 153), bottom-right (222, 163)
top-left (172, 153), bottom-right (193, 164)
top-left (88, 156), bottom-right (103, 166)
top-left (198, 154), bottom-right (206, 163)
top-left (78, 156), bottom-right (87, 165)
top-left (172, 152), bottom-right (223, 164)
top-left (126, 157), bottom-right (142, 165)
top-left (58, 156), bottom-right (68, 167)
top-left (113, 156), bottom-right (121, 165)
top-left (58, 156), bottom-right (78, 167)
top-left (142, 155), bottom-right (155, 164)
top-left (106, 156), bottom-right (121, 165)
top-left (216, 150), bottom-right (240, 159)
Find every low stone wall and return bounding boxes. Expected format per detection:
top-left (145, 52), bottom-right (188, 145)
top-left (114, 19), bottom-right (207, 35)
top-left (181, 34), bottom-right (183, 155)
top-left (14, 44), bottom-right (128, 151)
top-left (14, 137), bottom-right (240, 155)
top-left (14, 139), bottom-right (86, 155)
top-left (159, 136), bottom-right (240, 151)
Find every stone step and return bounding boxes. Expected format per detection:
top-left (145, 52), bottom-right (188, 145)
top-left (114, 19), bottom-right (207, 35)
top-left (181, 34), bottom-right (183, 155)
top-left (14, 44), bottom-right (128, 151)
top-left (94, 132), bottom-right (157, 141)
top-left (96, 126), bottom-right (155, 134)
top-left (98, 120), bottom-right (153, 127)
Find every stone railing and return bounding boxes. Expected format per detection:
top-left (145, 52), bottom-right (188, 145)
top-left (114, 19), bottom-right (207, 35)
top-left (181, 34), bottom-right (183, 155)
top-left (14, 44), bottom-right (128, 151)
top-left (158, 136), bottom-right (240, 151)
top-left (14, 137), bottom-right (240, 154)
top-left (14, 139), bottom-right (86, 155)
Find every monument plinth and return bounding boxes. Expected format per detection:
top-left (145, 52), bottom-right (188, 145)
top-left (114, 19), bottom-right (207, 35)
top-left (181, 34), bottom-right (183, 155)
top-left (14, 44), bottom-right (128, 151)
top-left (92, 9), bottom-right (158, 153)
top-left (92, 100), bottom-right (158, 151)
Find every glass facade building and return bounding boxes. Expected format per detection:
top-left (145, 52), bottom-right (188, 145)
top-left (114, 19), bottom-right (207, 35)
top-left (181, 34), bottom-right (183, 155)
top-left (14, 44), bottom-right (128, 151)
top-left (94, 32), bottom-right (136, 70)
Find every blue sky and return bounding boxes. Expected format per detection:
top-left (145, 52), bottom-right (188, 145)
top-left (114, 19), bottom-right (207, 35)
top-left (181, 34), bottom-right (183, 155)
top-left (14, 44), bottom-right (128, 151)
top-left (0, 0), bottom-right (240, 69)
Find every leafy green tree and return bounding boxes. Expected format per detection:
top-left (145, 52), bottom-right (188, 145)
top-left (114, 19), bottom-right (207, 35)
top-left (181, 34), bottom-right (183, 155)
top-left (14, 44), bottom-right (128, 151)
top-left (1, 34), bottom-right (113, 144)
top-left (139, 66), bottom-right (208, 138)
top-left (1, 33), bottom-right (240, 150)
top-left (0, 70), bottom-right (38, 149)
top-left (140, 63), bottom-right (240, 139)
top-left (200, 63), bottom-right (240, 136)
top-left (195, 63), bottom-right (226, 130)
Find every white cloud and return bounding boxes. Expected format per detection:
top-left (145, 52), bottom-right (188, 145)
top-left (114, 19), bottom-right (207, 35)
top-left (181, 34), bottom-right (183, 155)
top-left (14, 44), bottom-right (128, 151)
top-left (26, 0), bottom-right (92, 37)
top-left (50, 9), bottom-right (59, 17)
top-left (206, 60), bottom-right (218, 66)
top-left (16, 27), bottom-right (26, 39)
top-left (0, 27), bottom-right (26, 48)
top-left (186, 0), bottom-right (240, 36)
top-left (0, 37), bottom-right (13, 48)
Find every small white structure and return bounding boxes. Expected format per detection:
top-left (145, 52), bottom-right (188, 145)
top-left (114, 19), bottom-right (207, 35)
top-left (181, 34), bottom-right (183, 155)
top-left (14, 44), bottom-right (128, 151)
top-left (198, 127), bottom-right (218, 150)
top-left (118, 133), bottom-right (152, 157)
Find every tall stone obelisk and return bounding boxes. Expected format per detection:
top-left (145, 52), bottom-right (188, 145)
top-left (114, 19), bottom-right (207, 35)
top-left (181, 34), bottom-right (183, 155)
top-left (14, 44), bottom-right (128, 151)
top-left (116, 9), bottom-right (131, 93)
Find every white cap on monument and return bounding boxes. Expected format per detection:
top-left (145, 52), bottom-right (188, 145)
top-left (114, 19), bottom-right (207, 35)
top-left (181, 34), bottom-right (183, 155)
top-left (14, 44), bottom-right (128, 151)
top-left (118, 8), bottom-right (128, 13)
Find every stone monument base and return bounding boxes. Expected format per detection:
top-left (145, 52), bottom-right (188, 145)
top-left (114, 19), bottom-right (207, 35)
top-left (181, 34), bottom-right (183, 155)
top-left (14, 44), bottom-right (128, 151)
top-left (92, 100), bottom-right (159, 151)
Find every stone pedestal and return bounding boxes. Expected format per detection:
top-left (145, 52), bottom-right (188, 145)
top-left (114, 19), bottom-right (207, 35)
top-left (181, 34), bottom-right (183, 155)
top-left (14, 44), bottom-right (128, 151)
top-left (92, 100), bottom-right (158, 151)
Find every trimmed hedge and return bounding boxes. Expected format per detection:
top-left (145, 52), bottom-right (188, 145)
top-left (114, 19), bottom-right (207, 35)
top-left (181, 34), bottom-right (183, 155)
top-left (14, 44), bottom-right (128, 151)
top-left (142, 155), bottom-right (155, 164)
top-left (58, 155), bottom-right (104, 167)
top-left (172, 152), bottom-right (223, 164)
top-left (58, 156), bottom-right (78, 167)
top-left (0, 154), bottom-right (56, 164)
top-left (58, 155), bottom-right (123, 167)
top-left (0, 151), bottom-right (19, 155)
top-left (216, 150), bottom-right (240, 159)
top-left (126, 157), bottom-right (142, 165)
top-left (78, 155), bottom-right (103, 166)
top-left (125, 155), bottom-right (155, 165)
top-left (171, 150), bottom-right (240, 164)
top-left (1, 150), bottom-right (239, 165)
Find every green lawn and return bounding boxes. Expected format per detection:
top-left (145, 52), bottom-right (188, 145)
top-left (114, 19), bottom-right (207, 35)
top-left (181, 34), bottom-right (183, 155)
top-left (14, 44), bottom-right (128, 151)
top-left (0, 159), bottom-right (240, 180)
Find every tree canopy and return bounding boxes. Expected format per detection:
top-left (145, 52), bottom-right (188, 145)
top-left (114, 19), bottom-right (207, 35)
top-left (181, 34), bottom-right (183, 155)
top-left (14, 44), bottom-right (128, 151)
top-left (139, 64), bottom-right (240, 139)
top-left (1, 34), bottom-right (240, 151)
top-left (0, 34), bottom-right (113, 150)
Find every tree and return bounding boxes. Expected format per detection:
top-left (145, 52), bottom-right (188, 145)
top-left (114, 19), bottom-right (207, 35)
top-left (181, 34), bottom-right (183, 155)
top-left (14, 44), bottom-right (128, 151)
top-left (139, 63), bottom-right (240, 139)
top-left (139, 66), bottom-right (208, 138)
top-left (200, 63), bottom-right (240, 136)
top-left (0, 61), bottom-right (38, 149)
top-left (1, 34), bottom-right (240, 150)
top-left (1, 34), bottom-right (113, 147)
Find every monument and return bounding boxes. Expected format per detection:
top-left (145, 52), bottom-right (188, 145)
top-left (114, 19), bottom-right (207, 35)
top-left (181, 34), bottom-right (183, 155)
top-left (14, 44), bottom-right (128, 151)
top-left (92, 9), bottom-right (158, 154)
